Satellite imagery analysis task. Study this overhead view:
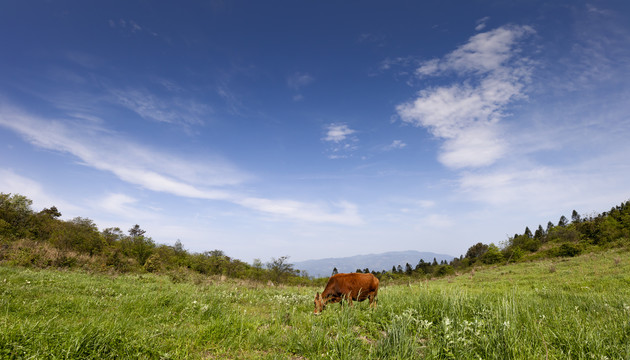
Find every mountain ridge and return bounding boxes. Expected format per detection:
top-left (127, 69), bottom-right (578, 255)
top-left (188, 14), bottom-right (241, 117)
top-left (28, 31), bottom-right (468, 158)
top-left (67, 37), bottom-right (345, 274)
top-left (293, 250), bottom-right (456, 278)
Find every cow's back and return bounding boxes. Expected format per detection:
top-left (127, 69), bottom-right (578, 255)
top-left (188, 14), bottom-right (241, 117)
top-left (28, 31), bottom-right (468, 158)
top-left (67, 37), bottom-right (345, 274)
top-left (324, 273), bottom-right (379, 299)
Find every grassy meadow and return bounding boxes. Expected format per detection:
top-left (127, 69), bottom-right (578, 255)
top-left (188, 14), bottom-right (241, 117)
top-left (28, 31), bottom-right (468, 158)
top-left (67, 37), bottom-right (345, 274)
top-left (2, 249), bottom-right (630, 359)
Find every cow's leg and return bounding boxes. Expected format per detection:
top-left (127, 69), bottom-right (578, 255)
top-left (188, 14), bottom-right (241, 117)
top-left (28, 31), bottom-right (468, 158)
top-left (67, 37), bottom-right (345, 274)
top-left (368, 292), bottom-right (378, 308)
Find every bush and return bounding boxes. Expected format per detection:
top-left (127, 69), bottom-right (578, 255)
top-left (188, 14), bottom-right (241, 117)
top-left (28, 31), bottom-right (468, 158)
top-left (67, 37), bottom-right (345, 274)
top-left (144, 253), bottom-right (162, 273)
top-left (481, 244), bottom-right (504, 264)
top-left (503, 246), bottom-right (525, 262)
top-left (557, 243), bottom-right (582, 257)
top-left (434, 265), bottom-right (455, 276)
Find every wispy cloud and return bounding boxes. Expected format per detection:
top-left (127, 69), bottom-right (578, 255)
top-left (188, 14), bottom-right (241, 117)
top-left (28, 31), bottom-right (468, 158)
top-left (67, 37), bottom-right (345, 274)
top-left (235, 197), bottom-right (363, 225)
top-left (384, 140), bottom-right (407, 150)
top-left (287, 72), bottom-right (314, 90)
top-left (287, 72), bottom-right (314, 101)
top-left (110, 88), bottom-right (209, 126)
top-left (475, 16), bottom-right (490, 31)
top-left (397, 25), bottom-right (535, 169)
top-left (109, 18), bottom-right (158, 37)
top-left (0, 169), bottom-right (80, 214)
top-left (0, 103), bottom-right (363, 225)
top-left (322, 123), bottom-right (358, 159)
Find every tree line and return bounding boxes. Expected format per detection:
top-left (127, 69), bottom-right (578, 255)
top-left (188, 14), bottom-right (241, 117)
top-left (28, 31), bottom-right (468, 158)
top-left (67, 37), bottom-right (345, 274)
top-left (336, 201), bottom-right (630, 281)
top-left (1, 192), bottom-right (629, 283)
top-left (0, 193), bottom-right (305, 284)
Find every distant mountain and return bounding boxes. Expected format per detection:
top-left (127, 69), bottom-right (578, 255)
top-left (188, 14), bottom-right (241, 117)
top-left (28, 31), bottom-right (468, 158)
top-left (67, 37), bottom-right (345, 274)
top-left (293, 250), bottom-right (456, 278)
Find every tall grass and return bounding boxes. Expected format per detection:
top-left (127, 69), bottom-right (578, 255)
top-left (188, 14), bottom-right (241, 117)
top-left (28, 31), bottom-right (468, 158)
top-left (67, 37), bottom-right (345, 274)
top-left (2, 249), bottom-right (629, 359)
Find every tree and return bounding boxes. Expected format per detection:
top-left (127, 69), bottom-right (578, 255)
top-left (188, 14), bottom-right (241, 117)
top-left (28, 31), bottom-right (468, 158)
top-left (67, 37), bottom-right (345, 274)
top-left (124, 225), bottom-right (154, 266)
top-left (415, 259), bottom-right (425, 270)
top-left (571, 210), bottom-right (581, 223)
top-left (128, 224), bottom-right (146, 238)
top-left (173, 239), bottom-right (186, 255)
top-left (558, 215), bottom-right (568, 227)
top-left (39, 206), bottom-right (61, 218)
top-left (481, 244), bottom-right (504, 264)
top-left (415, 259), bottom-right (430, 274)
top-left (465, 242), bottom-right (489, 260)
top-left (524, 227), bottom-right (533, 238)
top-left (68, 217), bottom-right (104, 255)
top-left (405, 263), bottom-right (413, 275)
top-left (0, 193), bottom-right (34, 237)
top-left (534, 225), bottom-right (545, 240)
top-left (267, 256), bottom-right (296, 283)
top-left (546, 221), bottom-right (555, 234)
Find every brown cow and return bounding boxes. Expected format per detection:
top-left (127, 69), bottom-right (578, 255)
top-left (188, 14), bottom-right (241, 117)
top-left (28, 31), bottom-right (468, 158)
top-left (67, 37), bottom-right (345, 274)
top-left (313, 272), bottom-right (379, 314)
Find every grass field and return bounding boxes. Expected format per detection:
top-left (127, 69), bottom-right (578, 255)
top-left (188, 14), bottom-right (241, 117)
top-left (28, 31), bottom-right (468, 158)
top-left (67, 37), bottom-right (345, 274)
top-left (2, 249), bottom-right (630, 359)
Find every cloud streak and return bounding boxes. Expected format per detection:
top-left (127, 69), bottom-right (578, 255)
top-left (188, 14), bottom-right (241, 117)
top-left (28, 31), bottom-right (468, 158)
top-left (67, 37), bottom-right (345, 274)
top-left (111, 88), bottom-right (209, 126)
top-left (0, 103), bottom-right (363, 226)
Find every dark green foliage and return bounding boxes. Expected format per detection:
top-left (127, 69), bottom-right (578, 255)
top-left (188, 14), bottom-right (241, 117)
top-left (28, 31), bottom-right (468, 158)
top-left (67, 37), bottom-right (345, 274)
top-left (466, 242), bottom-right (489, 260)
top-left (557, 243), bottom-right (582, 257)
top-left (0, 192), bottom-right (312, 284)
top-left (558, 215), bottom-right (568, 227)
top-left (266, 255), bottom-right (298, 283)
top-left (572, 209), bottom-right (581, 223)
top-left (434, 264), bottom-right (454, 276)
top-left (481, 244), bottom-right (504, 264)
top-left (2, 191), bottom-right (630, 284)
top-left (405, 263), bottom-right (413, 275)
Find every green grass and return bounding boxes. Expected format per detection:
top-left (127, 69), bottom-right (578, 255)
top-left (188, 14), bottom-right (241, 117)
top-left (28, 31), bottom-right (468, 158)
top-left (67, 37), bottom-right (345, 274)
top-left (2, 249), bottom-right (630, 359)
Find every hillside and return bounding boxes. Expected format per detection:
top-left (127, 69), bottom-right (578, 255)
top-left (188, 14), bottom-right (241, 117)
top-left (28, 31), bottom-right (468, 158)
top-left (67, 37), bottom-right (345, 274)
top-left (294, 250), bottom-right (455, 278)
top-left (1, 192), bottom-right (629, 285)
top-left (2, 249), bottom-right (629, 359)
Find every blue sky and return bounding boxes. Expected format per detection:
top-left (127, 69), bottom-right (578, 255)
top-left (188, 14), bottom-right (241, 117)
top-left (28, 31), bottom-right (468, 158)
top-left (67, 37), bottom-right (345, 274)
top-left (1, 1), bottom-right (629, 263)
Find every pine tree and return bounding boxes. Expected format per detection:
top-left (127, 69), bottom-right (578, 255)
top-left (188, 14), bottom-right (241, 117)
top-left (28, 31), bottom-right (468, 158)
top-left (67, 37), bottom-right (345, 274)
top-left (558, 215), bottom-right (568, 227)
top-left (571, 210), bottom-right (581, 223)
top-left (546, 221), bottom-right (555, 233)
top-left (405, 263), bottom-right (413, 275)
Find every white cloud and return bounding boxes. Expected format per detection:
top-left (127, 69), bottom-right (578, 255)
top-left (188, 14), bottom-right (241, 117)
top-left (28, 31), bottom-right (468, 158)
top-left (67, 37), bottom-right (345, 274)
top-left (397, 25), bottom-right (534, 169)
top-left (111, 88), bottom-right (209, 126)
top-left (0, 103), bottom-right (363, 226)
top-left (385, 140), bottom-right (407, 150)
top-left (0, 169), bottom-right (79, 214)
top-left (323, 123), bottom-right (356, 143)
top-left (235, 197), bottom-right (363, 226)
top-left (322, 123), bottom-right (359, 159)
top-left (475, 16), bottom-right (490, 31)
top-left (100, 193), bottom-right (137, 214)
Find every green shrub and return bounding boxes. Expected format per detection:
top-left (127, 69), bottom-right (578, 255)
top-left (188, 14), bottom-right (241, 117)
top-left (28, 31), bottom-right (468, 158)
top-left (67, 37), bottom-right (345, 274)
top-left (144, 253), bottom-right (162, 273)
top-left (557, 243), bottom-right (582, 257)
top-left (434, 265), bottom-right (455, 276)
top-left (482, 244), bottom-right (504, 264)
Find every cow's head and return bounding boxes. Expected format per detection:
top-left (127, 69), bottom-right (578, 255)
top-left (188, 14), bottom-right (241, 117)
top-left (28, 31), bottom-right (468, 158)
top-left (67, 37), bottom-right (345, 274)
top-left (314, 292), bottom-right (325, 315)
